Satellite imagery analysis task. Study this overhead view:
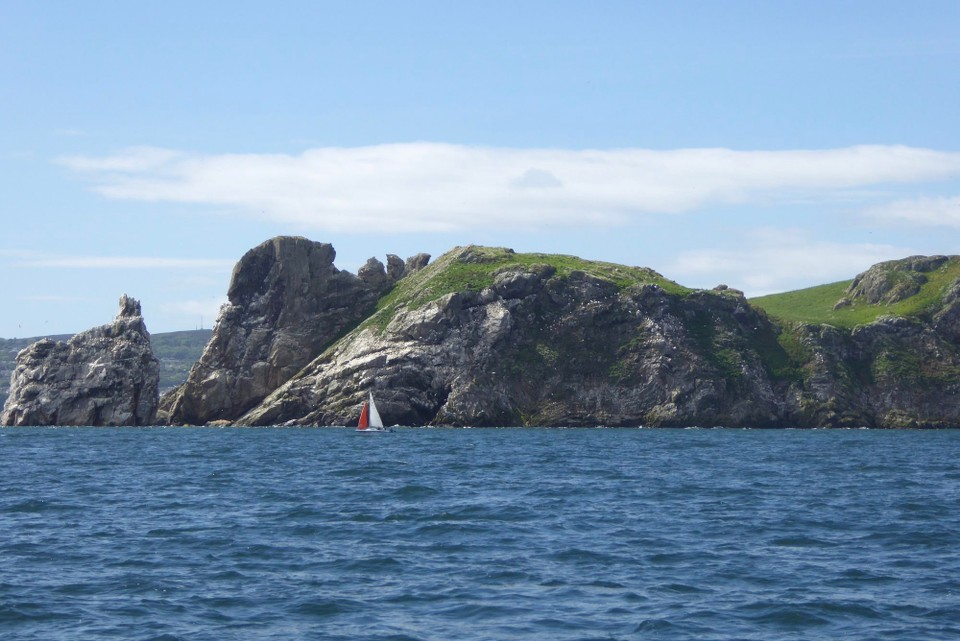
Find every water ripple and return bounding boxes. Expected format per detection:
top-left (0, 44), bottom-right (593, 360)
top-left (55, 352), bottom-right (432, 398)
top-left (1, 426), bottom-right (958, 640)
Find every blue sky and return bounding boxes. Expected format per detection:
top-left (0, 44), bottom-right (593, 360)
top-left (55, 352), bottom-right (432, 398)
top-left (3, 1), bottom-right (960, 338)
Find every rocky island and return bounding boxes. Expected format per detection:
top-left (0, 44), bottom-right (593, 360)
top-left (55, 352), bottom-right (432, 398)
top-left (157, 236), bottom-right (430, 425)
top-left (5, 236), bottom-right (960, 428)
top-left (1, 295), bottom-right (159, 426)
top-left (228, 244), bottom-right (960, 428)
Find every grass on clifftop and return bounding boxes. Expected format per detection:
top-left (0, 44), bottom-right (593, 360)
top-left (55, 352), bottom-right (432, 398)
top-left (750, 257), bottom-right (960, 328)
top-left (366, 246), bottom-right (692, 332)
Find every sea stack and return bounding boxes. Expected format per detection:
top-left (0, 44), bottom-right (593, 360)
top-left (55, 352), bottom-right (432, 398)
top-left (1, 295), bottom-right (160, 426)
top-left (159, 236), bottom-right (424, 425)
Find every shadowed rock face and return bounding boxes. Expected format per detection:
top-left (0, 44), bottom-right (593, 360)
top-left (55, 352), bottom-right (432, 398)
top-left (1, 295), bottom-right (159, 426)
top-left (151, 239), bottom-right (960, 429)
top-left (232, 248), bottom-right (960, 429)
top-left (160, 237), bottom-right (426, 425)
top-left (236, 253), bottom-right (787, 428)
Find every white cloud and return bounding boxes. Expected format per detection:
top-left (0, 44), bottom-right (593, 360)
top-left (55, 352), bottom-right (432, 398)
top-left (510, 168), bottom-right (564, 189)
top-left (59, 146), bottom-right (185, 173)
top-left (59, 144), bottom-right (960, 233)
top-left (666, 228), bottom-right (908, 296)
top-left (865, 195), bottom-right (960, 227)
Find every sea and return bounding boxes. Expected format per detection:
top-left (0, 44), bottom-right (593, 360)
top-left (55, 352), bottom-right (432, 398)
top-left (1, 427), bottom-right (958, 641)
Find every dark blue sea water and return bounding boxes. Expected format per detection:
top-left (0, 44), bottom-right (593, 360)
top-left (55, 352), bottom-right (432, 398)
top-left (2, 427), bottom-right (959, 641)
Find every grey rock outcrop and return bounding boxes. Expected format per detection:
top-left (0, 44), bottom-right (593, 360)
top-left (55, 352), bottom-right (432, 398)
top-left (780, 312), bottom-right (960, 428)
top-left (232, 247), bottom-right (960, 429)
top-left (405, 253), bottom-right (431, 273)
top-left (845, 255), bottom-right (949, 305)
top-left (159, 237), bottom-right (423, 424)
top-left (236, 248), bottom-right (786, 427)
top-left (357, 257), bottom-right (391, 292)
top-left (1, 295), bottom-right (159, 426)
top-left (138, 239), bottom-right (960, 428)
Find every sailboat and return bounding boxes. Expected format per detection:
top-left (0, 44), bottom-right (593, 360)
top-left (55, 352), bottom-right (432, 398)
top-left (356, 391), bottom-right (390, 432)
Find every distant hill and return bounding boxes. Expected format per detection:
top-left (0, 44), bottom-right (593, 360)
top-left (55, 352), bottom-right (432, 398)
top-left (151, 330), bottom-right (214, 393)
top-left (0, 329), bottom-right (212, 407)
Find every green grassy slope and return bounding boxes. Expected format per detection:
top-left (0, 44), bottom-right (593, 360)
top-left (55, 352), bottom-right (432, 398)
top-left (364, 245), bottom-right (693, 332)
top-left (751, 257), bottom-right (960, 328)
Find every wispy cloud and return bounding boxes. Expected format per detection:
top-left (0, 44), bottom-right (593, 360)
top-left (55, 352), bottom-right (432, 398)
top-left (13, 252), bottom-right (233, 271)
top-left (59, 144), bottom-right (960, 233)
top-left (60, 146), bottom-right (185, 173)
top-left (865, 195), bottom-right (960, 227)
top-left (666, 228), bottom-right (908, 296)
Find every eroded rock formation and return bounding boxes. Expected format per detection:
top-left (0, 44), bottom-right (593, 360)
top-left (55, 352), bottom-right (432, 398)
top-left (235, 248), bottom-right (784, 427)
top-left (159, 236), bottom-right (429, 424)
top-left (1, 295), bottom-right (159, 426)
top-left (232, 248), bottom-right (960, 428)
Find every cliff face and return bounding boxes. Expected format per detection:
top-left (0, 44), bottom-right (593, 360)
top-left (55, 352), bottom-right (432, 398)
top-left (232, 247), bottom-right (780, 427)
top-left (159, 236), bottom-right (427, 424)
top-left (14, 243), bottom-right (953, 427)
top-left (779, 257), bottom-right (960, 428)
top-left (232, 248), bottom-right (960, 428)
top-left (1, 296), bottom-right (159, 426)
top-left (144, 239), bottom-right (960, 428)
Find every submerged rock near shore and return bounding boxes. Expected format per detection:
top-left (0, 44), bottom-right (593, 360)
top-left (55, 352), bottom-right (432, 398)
top-left (1, 295), bottom-right (159, 426)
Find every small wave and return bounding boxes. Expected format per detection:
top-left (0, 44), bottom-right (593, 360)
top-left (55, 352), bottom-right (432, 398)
top-left (646, 550), bottom-right (718, 566)
top-left (808, 599), bottom-right (887, 621)
top-left (0, 601), bottom-right (76, 623)
top-left (657, 582), bottom-right (712, 595)
top-left (548, 547), bottom-right (625, 566)
top-left (826, 568), bottom-right (896, 586)
top-left (439, 602), bottom-right (533, 622)
top-left (413, 521), bottom-right (492, 537)
top-left (104, 603), bottom-right (154, 618)
top-left (633, 617), bottom-right (684, 633)
top-left (3, 499), bottom-right (80, 513)
top-left (737, 602), bottom-right (832, 628)
top-left (284, 504), bottom-right (324, 519)
top-left (770, 535), bottom-right (837, 548)
top-left (289, 597), bottom-right (362, 617)
top-left (208, 569), bottom-right (247, 581)
top-left (107, 557), bottom-right (164, 569)
top-left (393, 484), bottom-right (441, 500)
top-left (588, 579), bottom-right (626, 589)
top-left (337, 556), bottom-right (404, 573)
top-left (53, 582), bottom-right (103, 596)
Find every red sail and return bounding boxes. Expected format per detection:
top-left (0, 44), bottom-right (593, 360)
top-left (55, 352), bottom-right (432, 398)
top-left (357, 402), bottom-right (370, 429)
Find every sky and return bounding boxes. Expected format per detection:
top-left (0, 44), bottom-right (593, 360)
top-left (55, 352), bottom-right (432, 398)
top-left (3, 0), bottom-right (960, 338)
